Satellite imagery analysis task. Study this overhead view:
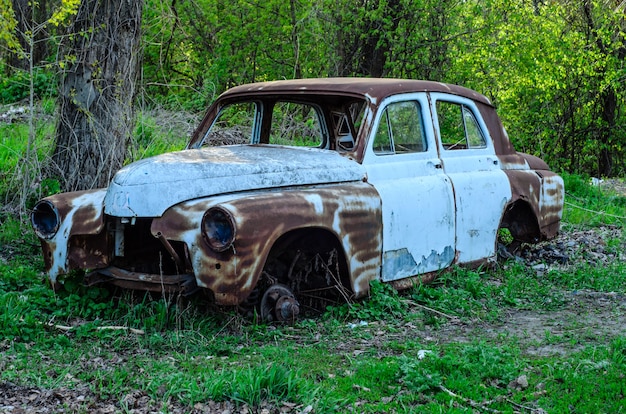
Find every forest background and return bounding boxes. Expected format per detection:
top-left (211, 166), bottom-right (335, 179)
top-left (0, 0), bottom-right (625, 211)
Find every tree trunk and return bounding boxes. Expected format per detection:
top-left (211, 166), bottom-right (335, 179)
top-left (51, 0), bottom-right (142, 191)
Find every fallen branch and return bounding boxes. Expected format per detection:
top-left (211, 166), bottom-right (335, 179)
top-left (403, 299), bottom-right (460, 322)
top-left (505, 398), bottom-right (547, 413)
top-left (439, 385), bottom-right (502, 413)
top-left (48, 322), bottom-right (145, 335)
top-left (439, 385), bottom-right (545, 414)
top-left (96, 326), bottom-right (145, 335)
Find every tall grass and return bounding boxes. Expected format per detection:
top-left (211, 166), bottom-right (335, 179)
top-left (561, 172), bottom-right (626, 227)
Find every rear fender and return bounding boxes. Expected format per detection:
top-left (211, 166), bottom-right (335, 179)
top-left (503, 169), bottom-right (564, 240)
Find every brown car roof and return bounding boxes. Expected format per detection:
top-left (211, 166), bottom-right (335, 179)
top-left (220, 78), bottom-right (493, 107)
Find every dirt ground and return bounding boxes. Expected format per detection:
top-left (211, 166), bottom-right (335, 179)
top-left (1, 224), bottom-right (625, 413)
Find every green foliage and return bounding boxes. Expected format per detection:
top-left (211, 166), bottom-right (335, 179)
top-left (0, 112), bottom-right (56, 209)
top-left (48, 0), bottom-right (81, 27)
top-left (138, 0), bottom-right (626, 176)
top-left (411, 268), bottom-right (507, 322)
top-left (399, 342), bottom-right (522, 393)
top-left (3, 0), bottom-right (625, 177)
top-left (0, 0), bottom-right (20, 53)
top-left (227, 365), bottom-right (313, 406)
top-left (331, 280), bottom-right (408, 321)
top-left (561, 171), bottom-right (626, 226)
top-left (0, 67), bottom-right (57, 104)
top-left (131, 111), bottom-right (190, 160)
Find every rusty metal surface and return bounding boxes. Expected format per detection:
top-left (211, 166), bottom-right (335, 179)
top-left (219, 78), bottom-right (492, 106)
top-left (85, 267), bottom-right (198, 295)
top-left (151, 182), bottom-right (382, 305)
top-left (35, 189), bottom-right (107, 284)
top-left (537, 171), bottom-right (565, 238)
top-left (503, 168), bottom-right (564, 240)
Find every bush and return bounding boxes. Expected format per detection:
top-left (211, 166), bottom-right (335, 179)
top-left (0, 67), bottom-right (57, 104)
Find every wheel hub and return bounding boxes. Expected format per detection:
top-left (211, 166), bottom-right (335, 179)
top-left (260, 284), bottom-right (300, 322)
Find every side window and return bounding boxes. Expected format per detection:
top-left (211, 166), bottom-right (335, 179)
top-left (437, 101), bottom-right (486, 150)
top-left (203, 102), bottom-right (256, 146)
top-left (373, 101), bottom-right (427, 155)
top-left (269, 102), bottom-right (323, 147)
top-left (464, 107), bottom-right (486, 148)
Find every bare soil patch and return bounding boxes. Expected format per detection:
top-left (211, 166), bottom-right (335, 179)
top-left (426, 289), bottom-right (626, 357)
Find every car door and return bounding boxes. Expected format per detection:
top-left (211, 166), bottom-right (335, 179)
top-left (363, 94), bottom-right (456, 282)
top-left (430, 93), bottom-right (512, 264)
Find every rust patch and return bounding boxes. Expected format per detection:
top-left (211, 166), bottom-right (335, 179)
top-left (42, 189), bottom-right (105, 235)
top-left (391, 270), bottom-right (440, 291)
top-left (40, 240), bottom-right (54, 271)
top-left (503, 168), bottom-right (564, 241)
top-left (86, 267), bottom-right (197, 295)
top-left (67, 234), bottom-right (110, 270)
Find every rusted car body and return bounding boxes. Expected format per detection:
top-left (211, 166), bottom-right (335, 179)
top-left (32, 78), bottom-right (564, 320)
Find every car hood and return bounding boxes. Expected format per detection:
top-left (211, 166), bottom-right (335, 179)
top-left (104, 145), bottom-right (366, 217)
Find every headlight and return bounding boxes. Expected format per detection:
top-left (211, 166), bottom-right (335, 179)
top-left (31, 200), bottom-right (60, 239)
top-left (202, 207), bottom-right (236, 252)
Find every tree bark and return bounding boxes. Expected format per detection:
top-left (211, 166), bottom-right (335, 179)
top-left (51, 0), bottom-right (142, 191)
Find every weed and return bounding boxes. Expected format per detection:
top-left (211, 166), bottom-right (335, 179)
top-left (329, 280), bottom-right (408, 322)
top-left (130, 109), bottom-right (197, 161)
top-left (228, 364), bottom-right (311, 406)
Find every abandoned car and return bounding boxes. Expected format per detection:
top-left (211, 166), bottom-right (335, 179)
top-left (31, 78), bottom-right (564, 321)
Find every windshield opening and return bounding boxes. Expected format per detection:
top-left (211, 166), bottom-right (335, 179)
top-left (200, 96), bottom-right (367, 153)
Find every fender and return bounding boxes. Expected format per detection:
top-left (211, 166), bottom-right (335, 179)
top-left (33, 189), bottom-right (108, 284)
top-left (151, 182), bottom-right (383, 305)
top-left (504, 168), bottom-right (564, 240)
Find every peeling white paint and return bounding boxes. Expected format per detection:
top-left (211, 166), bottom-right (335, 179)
top-left (104, 146), bottom-right (366, 218)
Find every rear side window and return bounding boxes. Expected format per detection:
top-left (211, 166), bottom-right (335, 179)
top-left (269, 102), bottom-right (323, 147)
top-left (437, 101), bottom-right (486, 150)
top-left (373, 101), bottom-right (427, 155)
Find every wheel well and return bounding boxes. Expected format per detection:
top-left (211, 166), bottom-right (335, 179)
top-left (499, 200), bottom-right (540, 243)
top-left (266, 227), bottom-right (350, 281)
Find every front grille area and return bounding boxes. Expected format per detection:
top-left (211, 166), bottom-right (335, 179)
top-left (109, 218), bottom-right (189, 275)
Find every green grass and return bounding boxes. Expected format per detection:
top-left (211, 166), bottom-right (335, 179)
top-left (561, 171), bottom-right (626, 227)
top-left (1, 110), bottom-right (626, 412)
top-left (2, 229), bottom-right (625, 413)
top-left (130, 109), bottom-right (197, 161)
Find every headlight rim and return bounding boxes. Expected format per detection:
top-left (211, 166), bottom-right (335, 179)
top-left (201, 206), bottom-right (236, 252)
top-left (31, 200), bottom-right (60, 240)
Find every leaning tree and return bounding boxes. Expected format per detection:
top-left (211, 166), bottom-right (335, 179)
top-left (51, 0), bottom-right (142, 191)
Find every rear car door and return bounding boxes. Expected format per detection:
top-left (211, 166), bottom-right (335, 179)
top-left (430, 93), bottom-right (512, 264)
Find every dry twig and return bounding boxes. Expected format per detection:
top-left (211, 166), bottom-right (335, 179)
top-left (48, 322), bottom-right (145, 335)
